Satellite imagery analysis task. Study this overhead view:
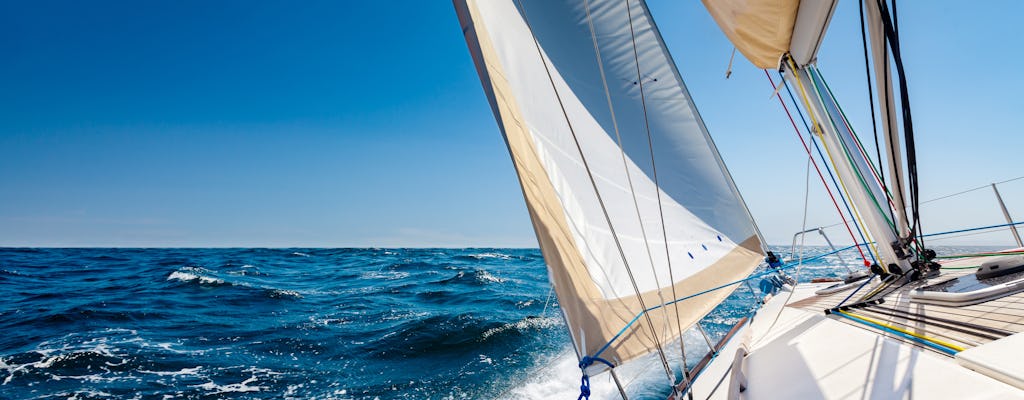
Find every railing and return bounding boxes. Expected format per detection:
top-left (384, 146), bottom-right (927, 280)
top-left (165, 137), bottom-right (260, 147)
top-left (803, 176), bottom-right (1023, 250)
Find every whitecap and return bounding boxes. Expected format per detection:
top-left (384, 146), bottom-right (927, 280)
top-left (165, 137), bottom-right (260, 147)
top-left (193, 375), bottom-right (265, 394)
top-left (468, 252), bottom-right (512, 260)
top-left (267, 289), bottom-right (302, 299)
top-left (138, 367), bottom-right (203, 377)
top-left (475, 270), bottom-right (505, 284)
top-left (480, 316), bottom-right (560, 340)
top-left (166, 271), bottom-right (224, 285)
top-left (360, 271), bottom-right (410, 281)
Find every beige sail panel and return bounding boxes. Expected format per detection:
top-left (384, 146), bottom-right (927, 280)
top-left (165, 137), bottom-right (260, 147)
top-left (700, 0), bottom-right (799, 68)
top-left (584, 236), bottom-right (763, 366)
top-left (454, 0), bottom-right (602, 363)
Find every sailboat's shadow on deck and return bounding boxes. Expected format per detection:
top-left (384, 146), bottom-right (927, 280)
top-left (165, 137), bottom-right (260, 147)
top-left (744, 314), bottom-right (920, 399)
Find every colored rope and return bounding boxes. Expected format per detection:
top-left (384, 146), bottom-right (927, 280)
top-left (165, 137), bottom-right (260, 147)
top-left (584, 219), bottom-right (1024, 367)
top-left (861, 307), bottom-right (1003, 341)
top-left (836, 274), bottom-right (876, 308)
top-left (815, 67), bottom-right (911, 247)
top-left (807, 67), bottom-right (898, 237)
top-left (766, 70), bottom-right (870, 265)
top-left (784, 59), bottom-right (885, 263)
top-left (777, 71), bottom-right (876, 265)
top-left (835, 310), bottom-right (964, 354)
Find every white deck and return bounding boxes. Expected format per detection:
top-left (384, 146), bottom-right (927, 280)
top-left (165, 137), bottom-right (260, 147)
top-left (691, 252), bottom-right (1024, 399)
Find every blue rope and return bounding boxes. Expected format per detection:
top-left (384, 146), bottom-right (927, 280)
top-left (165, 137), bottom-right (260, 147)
top-left (832, 310), bottom-right (959, 355)
top-left (578, 356), bottom-right (615, 370)
top-left (577, 375), bottom-right (591, 400)
top-left (587, 247), bottom-right (850, 360)
top-left (576, 355), bottom-right (614, 400)
top-left (835, 274), bottom-right (876, 308)
top-left (921, 220), bottom-right (1024, 238)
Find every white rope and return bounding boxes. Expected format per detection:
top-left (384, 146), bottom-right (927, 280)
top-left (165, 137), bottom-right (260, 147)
top-left (752, 134), bottom-right (814, 347)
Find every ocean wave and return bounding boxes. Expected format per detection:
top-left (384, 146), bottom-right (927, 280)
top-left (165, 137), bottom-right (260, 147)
top-left (0, 335), bottom-right (132, 386)
top-left (266, 289), bottom-right (302, 299)
top-left (461, 252), bottom-right (513, 260)
top-left (166, 267), bottom-right (226, 286)
top-left (436, 269), bottom-right (506, 285)
top-left (290, 252), bottom-right (311, 258)
top-left (166, 267), bottom-right (301, 300)
top-left (0, 269), bottom-right (26, 277)
top-left (138, 366), bottom-right (203, 377)
top-left (480, 316), bottom-right (561, 340)
top-left (360, 270), bottom-right (410, 281)
top-left (0, 246), bottom-right (908, 399)
top-left (192, 375), bottom-right (265, 394)
top-left (366, 314), bottom-right (498, 357)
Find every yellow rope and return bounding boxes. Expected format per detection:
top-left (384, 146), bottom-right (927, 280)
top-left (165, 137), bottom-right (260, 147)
top-left (837, 310), bottom-right (966, 352)
top-left (858, 275), bottom-right (895, 301)
top-left (784, 57), bottom-right (883, 263)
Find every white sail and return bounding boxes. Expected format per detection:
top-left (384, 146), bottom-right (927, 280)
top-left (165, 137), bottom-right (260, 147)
top-left (455, 0), bottom-right (764, 372)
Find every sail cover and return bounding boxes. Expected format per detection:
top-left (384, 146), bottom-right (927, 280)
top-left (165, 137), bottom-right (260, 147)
top-left (701, 0), bottom-right (836, 68)
top-left (455, 0), bottom-right (764, 372)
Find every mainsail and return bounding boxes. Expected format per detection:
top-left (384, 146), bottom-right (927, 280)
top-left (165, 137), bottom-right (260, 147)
top-left (455, 0), bottom-right (765, 373)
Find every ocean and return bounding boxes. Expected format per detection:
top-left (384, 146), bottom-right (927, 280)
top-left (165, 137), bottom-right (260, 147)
top-left (0, 246), bottom-right (989, 399)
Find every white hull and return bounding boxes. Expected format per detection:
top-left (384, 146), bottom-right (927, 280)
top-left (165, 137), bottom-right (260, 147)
top-left (685, 252), bottom-right (1024, 399)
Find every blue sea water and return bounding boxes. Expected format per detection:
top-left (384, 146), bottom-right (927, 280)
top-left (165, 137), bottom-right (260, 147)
top-left (0, 246), bottom-right (992, 399)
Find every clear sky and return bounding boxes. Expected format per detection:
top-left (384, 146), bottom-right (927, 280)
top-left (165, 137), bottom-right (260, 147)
top-left (1, 1), bottom-right (1022, 247)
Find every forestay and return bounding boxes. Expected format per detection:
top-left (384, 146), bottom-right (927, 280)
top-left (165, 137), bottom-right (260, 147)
top-left (454, 0), bottom-right (764, 373)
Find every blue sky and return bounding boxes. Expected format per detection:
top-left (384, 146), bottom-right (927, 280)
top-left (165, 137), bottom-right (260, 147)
top-left (1, 1), bottom-right (1021, 247)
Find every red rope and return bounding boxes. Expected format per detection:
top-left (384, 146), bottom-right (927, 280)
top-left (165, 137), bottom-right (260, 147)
top-left (764, 70), bottom-right (869, 265)
top-left (813, 68), bottom-right (902, 217)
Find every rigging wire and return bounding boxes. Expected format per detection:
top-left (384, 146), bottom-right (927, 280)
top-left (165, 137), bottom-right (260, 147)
top-left (814, 68), bottom-right (906, 232)
top-left (620, 1), bottom-right (692, 395)
top-left (783, 60), bottom-right (886, 263)
top-left (858, 0), bottom-right (889, 217)
top-left (798, 65), bottom-right (894, 262)
top-left (922, 175), bottom-right (1024, 205)
top-left (751, 137), bottom-right (812, 348)
top-left (805, 66), bottom-right (899, 238)
top-left (582, 0), bottom-right (683, 393)
top-left (856, 0), bottom-right (906, 246)
top-left (512, 0), bottom-right (675, 388)
top-left (765, 70), bottom-right (870, 265)
top-left (874, 0), bottom-right (925, 255)
top-left (814, 174), bottom-right (1024, 231)
top-left (623, 0), bottom-right (681, 390)
top-left (776, 71), bottom-right (876, 264)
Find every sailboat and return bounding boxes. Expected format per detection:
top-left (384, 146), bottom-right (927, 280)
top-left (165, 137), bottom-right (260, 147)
top-left (453, 0), bottom-right (1024, 398)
